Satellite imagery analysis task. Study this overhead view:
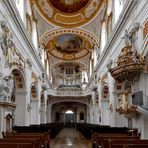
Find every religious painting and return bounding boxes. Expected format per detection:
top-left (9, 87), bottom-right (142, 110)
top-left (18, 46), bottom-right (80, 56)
top-left (49, 0), bottom-right (89, 13)
top-left (53, 34), bottom-right (84, 54)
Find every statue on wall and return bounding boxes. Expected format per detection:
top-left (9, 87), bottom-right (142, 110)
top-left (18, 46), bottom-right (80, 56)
top-left (0, 20), bottom-right (16, 67)
top-left (0, 75), bottom-right (14, 102)
top-left (123, 23), bottom-right (139, 47)
top-left (106, 59), bottom-right (113, 70)
top-left (124, 29), bottom-right (132, 46)
top-left (123, 23), bottom-right (142, 64)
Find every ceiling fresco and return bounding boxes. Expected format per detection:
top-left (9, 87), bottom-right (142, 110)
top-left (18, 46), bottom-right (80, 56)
top-left (40, 28), bottom-right (99, 60)
top-left (48, 0), bottom-right (89, 13)
top-left (46, 33), bottom-right (91, 60)
top-left (35, 0), bottom-right (103, 27)
top-left (53, 34), bottom-right (84, 54)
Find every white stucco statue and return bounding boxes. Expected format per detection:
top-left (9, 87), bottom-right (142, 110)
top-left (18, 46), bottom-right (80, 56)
top-left (0, 75), bottom-right (14, 102)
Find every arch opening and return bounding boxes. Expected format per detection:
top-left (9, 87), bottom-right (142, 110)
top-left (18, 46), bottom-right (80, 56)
top-left (66, 110), bottom-right (74, 114)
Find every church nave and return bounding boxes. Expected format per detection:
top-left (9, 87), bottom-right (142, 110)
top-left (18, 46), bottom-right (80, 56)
top-left (51, 128), bottom-right (91, 148)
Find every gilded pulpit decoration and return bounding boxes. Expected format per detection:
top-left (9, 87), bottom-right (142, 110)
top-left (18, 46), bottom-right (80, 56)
top-left (109, 24), bottom-right (145, 81)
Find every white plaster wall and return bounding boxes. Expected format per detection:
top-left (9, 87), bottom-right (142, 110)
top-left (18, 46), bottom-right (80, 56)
top-left (0, 0), bottom-right (45, 135)
top-left (133, 115), bottom-right (144, 138)
top-left (0, 108), bottom-right (4, 138)
top-left (0, 0), bottom-right (148, 138)
top-left (46, 105), bottom-right (51, 123)
top-left (15, 91), bottom-right (27, 126)
top-left (93, 104), bottom-right (100, 124)
top-left (0, 107), bottom-right (14, 138)
top-left (143, 118), bottom-right (148, 139)
top-left (30, 100), bottom-right (39, 124)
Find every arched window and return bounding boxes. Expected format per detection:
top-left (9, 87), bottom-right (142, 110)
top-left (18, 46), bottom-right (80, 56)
top-left (15, 0), bottom-right (25, 21)
top-left (80, 112), bottom-right (84, 121)
top-left (107, 0), bottom-right (112, 16)
top-left (41, 93), bottom-right (45, 104)
top-left (66, 110), bottom-right (73, 114)
top-left (5, 114), bottom-right (12, 132)
top-left (89, 59), bottom-right (92, 76)
top-left (31, 19), bottom-right (38, 49)
top-left (26, 0), bottom-right (32, 37)
top-left (55, 112), bottom-right (60, 122)
top-left (93, 45), bottom-right (97, 67)
top-left (101, 22), bottom-right (107, 52)
top-left (114, 0), bottom-right (123, 22)
top-left (31, 85), bottom-right (37, 99)
top-left (102, 83), bottom-right (109, 100)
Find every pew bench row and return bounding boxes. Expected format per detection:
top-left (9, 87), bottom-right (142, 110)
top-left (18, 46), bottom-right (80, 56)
top-left (0, 123), bottom-right (64, 148)
top-left (76, 123), bottom-right (148, 148)
top-left (0, 132), bottom-right (49, 148)
top-left (92, 133), bottom-right (148, 148)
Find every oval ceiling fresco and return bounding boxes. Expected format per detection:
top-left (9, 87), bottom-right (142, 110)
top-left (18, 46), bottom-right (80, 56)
top-left (54, 34), bottom-right (84, 54)
top-left (35, 0), bottom-right (103, 27)
top-left (49, 0), bottom-right (89, 13)
top-left (46, 33), bottom-right (91, 60)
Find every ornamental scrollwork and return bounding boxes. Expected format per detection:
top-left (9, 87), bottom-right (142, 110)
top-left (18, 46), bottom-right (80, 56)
top-left (0, 20), bottom-right (25, 68)
top-left (0, 20), bottom-right (16, 67)
top-left (0, 75), bottom-right (14, 102)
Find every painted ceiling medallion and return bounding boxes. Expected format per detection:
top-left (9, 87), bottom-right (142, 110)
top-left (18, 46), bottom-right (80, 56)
top-left (35, 0), bottom-right (103, 27)
top-left (49, 0), bottom-right (89, 13)
top-left (46, 33), bottom-right (91, 60)
top-left (53, 34), bottom-right (84, 54)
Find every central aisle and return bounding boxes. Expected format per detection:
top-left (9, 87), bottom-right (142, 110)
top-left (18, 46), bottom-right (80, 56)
top-left (50, 128), bottom-right (91, 148)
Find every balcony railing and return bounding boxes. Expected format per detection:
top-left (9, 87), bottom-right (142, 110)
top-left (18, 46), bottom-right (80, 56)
top-left (48, 89), bottom-right (91, 96)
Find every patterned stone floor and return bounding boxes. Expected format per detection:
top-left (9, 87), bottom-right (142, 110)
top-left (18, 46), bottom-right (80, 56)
top-left (50, 128), bottom-right (91, 148)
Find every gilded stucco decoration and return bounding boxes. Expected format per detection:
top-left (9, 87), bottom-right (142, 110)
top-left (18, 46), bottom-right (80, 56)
top-left (40, 29), bottom-right (99, 60)
top-left (0, 75), bottom-right (14, 102)
top-left (48, 0), bottom-right (89, 13)
top-left (34, 0), bottom-right (103, 27)
top-left (0, 20), bottom-right (25, 68)
top-left (109, 25), bottom-right (145, 81)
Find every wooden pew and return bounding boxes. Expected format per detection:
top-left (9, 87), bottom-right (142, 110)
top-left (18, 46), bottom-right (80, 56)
top-left (76, 123), bottom-right (137, 139)
top-left (109, 144), bottom-right (148, 148)
top-left (92, 133), bottom-right (140, 148)
top-left (0, 138), bottom-right (42, 148)
top-left (76, 123), bottom-right (110, 139)
top-left (0, 143), bottom-right (35, 148)
top-left (13, 123), bottom-right (63, 138)
top-left (108, 139), bottom-right (148, 148)
top-left (6, 132), bottom-right (50, 144)
top-left (3, 133), bottom-right (49, 148)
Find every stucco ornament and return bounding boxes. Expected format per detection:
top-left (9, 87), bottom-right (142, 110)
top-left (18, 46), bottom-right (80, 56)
top-left (35, 0), bottom-right (103, 27)
top-left (0, 75), bottom-right (14, 102)
top-left (0, 20), bottom-right (16, 67)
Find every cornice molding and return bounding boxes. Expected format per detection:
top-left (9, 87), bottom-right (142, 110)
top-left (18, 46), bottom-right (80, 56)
top-left (2, 0), bottom-right (44, 72)
top-left (95, 0), bottom-right (139, 71)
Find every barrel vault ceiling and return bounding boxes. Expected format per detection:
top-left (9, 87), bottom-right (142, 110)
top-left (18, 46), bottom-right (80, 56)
top-left (31, 0), bottom-right (106, 69)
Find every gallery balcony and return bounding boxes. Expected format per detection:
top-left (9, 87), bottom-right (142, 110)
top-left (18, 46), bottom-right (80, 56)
top-left (48, 89), bottom-right (91, 97)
